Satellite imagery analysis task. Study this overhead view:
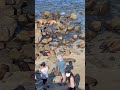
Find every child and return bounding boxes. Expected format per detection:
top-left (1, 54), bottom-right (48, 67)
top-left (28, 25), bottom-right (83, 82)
top-left (39, 62), bottom-right (49, 90)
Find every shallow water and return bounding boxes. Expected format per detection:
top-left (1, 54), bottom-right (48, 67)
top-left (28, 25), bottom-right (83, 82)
top-left (35, 0), bottom-right (85, 32)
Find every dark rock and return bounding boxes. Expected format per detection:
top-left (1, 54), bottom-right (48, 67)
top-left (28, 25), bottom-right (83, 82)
top-left (6, 41), bottom-right (22, 49)
top-left (16, 31), bottom-right (31, 41)
top-left (94, 1), bottom-right (110, 15)
top-left (0, 0), bottom-right (6, 7)
top-left (0, 26), bottom-right (10, 41)
top-left (0, 6), bottom-right (15, 16)
top-left (18, 14), bottom-right (28, 23)
top-left (5, 0), bottom-right (16, 5)
top-left (86, 0), bottom-right (110, 16)
top-left (86, 31), bottom-right (96, 41)
top-left (0, 64), bottom-right (9, 80)
top-left (89, 21), bottom-right (101, 32)
top-left (14, 85), bottom-right (25, 90)
top-left (0, 16), bottom-right (17, 41)
top-left (105, 18), bottom-right (120, 33)
top-left (100, 39), bottom-right (120, 52)
top-left (21, 44), bottom-right (34, 59)
top-left (86, 0), bottom-right (96, 11)
top-left (0, 48), bottom-right (10, 57)
top-left (13, 60), bottom-right (31, 71)
top-left (9, 48), bottom-right (23, 60)
top-left (85, 76), bottom-right (98, 86)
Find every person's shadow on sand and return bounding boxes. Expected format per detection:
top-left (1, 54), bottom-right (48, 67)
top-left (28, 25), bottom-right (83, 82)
top-left (75, 74), bottom-right (80, 89)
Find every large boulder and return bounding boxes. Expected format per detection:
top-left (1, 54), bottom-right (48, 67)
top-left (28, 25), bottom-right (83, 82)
top-left (16, 31), bottom-right (31, 41)
top-left (94, 1), bottom-right (110, 15)
top-left (89, 21), bottom-right (101, 32)
top-left (9, 48), bottom-right (23, 60)
top-left (43, 11), bottom-right (51, 18)
top-left (0, 26), bottom-right (10, 41)
top-left (14, 85), bottom-right (25, 90)
top-left (86, 31), bottom-right (96, 41)
top-left (18, 14), bottom-right (28, 23)
top-left (100, 39), bottom-right (120, 52)
top-left (0, 0), bottom-right (5, 7)
top-left (105, 18), bottom-right (120, 33)
top-left (41, 39), bottom-right (49, 44)
top-left (86, 0), bottom-right (96, 11)
top-left (70, 13), bottom-right (77, 19)
top-left (6, 41), bottom-right (22, 49)
top-left (67, 25), bottom-right (74, 31)
top-left (5, 0), bottom-right (16, 5)
top-left (79, 33), bottom-right (85, 39)
top-left (35, 29), bottom-right (42, 44)
top-left (0, 64), bottom-right (9, 80)
top-left (0, 49), bottom-right (10, 57)
top-left (74, 26), bottom-right (81, 32)
top-left (21, 44), bottom-right (34, 59)
top-left (86, 0), bottom-right (110, 16)
top-left (85, 76), bottom-right (98, 86)
top-left (0, 16), bottom-right (17, 41)
top-left (0, 6), bottom-right (15, 16)
top-left (13, 60), bottom-right (31, 71)
top-left (0, 43), bottom-right (4, 49)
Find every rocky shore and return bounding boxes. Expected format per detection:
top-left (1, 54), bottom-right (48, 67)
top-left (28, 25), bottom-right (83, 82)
top-left (86, 0), bottom-right (120, 90)
top-left (35, 11), bottom-right (85, 90)
top-left (0, 0), bottom-right (35, 90)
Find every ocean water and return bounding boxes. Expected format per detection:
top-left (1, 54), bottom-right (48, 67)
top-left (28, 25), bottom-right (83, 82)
top-left (35, 0), bottom-right (85, 32)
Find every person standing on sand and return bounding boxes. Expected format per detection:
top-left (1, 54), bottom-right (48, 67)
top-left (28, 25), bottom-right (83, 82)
top-left (66, 72), bottom-right (76, 90)
top-left (57, 54), bottom-right (66, 85)
top-left (39, 62), bottom-right (49, 90)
